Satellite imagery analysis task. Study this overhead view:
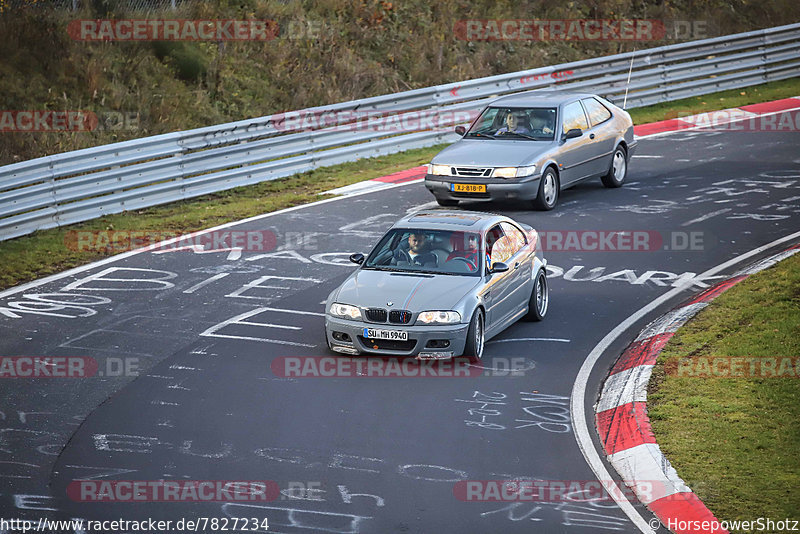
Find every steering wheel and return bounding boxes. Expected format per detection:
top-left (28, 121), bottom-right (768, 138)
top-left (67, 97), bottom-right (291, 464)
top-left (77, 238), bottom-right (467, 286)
top-left (446, 256), bottom-right (477, 272)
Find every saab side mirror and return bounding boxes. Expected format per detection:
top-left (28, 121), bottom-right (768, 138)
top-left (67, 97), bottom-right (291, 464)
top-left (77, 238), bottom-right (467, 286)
top-left (455, 125), bottom-right (467, 136)
top-left (563, 128), bottom-right (583, 140)
top-left (349, 253), bottom-right (365, 265)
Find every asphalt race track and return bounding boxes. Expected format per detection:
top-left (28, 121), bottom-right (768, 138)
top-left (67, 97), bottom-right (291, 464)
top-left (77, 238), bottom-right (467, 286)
top-left (1, 126), bottom-right (799, 533)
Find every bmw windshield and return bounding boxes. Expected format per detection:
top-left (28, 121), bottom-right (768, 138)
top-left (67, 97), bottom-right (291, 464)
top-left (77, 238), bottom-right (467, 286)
top-left (467, 106), bottom-right (557, 140)
top-left (364, 229), bottom-right (482, 276)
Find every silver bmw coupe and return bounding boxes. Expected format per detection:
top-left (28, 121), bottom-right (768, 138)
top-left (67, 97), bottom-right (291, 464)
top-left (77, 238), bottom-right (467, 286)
top-left (324, 210), bottom-right (548, 360)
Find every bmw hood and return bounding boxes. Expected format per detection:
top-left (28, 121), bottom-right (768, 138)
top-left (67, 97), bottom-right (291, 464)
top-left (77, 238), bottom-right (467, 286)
top-left (431, 139), bottom-right (554, 167)
top-left (333, 270), bottom-right (480, 311)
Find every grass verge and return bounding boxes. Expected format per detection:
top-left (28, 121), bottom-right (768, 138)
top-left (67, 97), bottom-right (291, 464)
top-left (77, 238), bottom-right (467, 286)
top-left (648, 252), bottom-right (800, 523)
top-left (1, 77), bottom-right (798, 291)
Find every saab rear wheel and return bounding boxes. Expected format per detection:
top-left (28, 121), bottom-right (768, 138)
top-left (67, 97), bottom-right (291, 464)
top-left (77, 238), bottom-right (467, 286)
top-left (601, 145), bottom-right (627, 188)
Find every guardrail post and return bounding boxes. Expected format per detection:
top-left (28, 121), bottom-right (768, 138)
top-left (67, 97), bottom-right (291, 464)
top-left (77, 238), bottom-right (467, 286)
top-left (48, 170), bottom-right (60, 228)
top-left (658, 50), bottom-right (669, 104)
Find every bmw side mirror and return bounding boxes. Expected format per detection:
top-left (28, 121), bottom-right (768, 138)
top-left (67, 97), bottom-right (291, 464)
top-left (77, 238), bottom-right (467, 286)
top-left (455, 125), bottom-right (466, 136)
top-left (489, 262), bottom-right (509, 274)
top-left (349, 253), bottom-right (365, 265)
top-left (563, 128), bottom-right (583, 140)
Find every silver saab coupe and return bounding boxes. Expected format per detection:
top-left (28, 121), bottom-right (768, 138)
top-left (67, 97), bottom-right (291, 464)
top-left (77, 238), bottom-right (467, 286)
top-left (324, 210), bottom-right (548, 360)
top-left (425, 91), bottom-right (637, 210)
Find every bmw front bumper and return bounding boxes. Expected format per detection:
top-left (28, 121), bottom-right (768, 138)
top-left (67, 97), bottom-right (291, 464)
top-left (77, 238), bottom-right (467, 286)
top-left (424, 173), bottom-right (542, 202)
top-left (325, 316), bottom-right (469, 358)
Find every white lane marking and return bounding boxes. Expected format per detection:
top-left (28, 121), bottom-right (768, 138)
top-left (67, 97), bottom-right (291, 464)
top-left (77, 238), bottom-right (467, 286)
top-left (151, 400), bottom-right (180, 406)
top-left (237, 320), bottom-right (302, 331)
top-left (571, 228), bottom-right (800, 534)
top-left (226, 275), bottom-right (322, 300)
top-left (200, 306), bottom-right (316, 347)
top-left (0, 179), bottom-right (423, 300)
top-left (488, 337), bottom-right (570, 343)
top-left (201, 333), bottom-right (315, 347)
top-left (469, 361), bottom-right (537, 373)
top-left (680, 208), bottom-right (731, 227)
top-left (183, 273), bottom-right (230, 294)
top-left (736, 247), bottom-right (799, 276)
top-left (259, 307), bottom-right (325, 317)
top-left (152, 245), bottom-right (243, 260)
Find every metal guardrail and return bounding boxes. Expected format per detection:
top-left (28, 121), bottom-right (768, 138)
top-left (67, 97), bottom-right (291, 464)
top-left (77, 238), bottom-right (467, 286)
top-left (2, 23), bottom-right (799, 241)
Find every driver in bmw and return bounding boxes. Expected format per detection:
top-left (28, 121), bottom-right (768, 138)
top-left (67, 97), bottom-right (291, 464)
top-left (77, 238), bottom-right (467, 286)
top-left (392, 232), bottom-right (438, 267)
top-left (446, 233), bottom-right (480, 270)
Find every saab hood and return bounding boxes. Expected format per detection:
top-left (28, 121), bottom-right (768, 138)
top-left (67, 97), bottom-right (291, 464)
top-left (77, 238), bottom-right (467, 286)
top-left (431, 138), bottom-right (555, 167)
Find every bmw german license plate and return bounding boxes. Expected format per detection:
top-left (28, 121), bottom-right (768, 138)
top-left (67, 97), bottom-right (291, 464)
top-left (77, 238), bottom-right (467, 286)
top-left (451, 183), bottom-right (486, 193)
top-left (363, 328), bottom-right (408, 341)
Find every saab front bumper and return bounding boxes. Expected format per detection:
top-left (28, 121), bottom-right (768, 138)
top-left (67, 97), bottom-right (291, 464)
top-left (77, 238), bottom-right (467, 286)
top-left (424, 174), bottom-right (542, 202)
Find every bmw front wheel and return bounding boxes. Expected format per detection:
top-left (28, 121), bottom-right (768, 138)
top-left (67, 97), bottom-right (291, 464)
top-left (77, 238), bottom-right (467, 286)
top-left (463, 308), bottom-right (485, 360)
top-left (524, 269), bottom-right (549, 321)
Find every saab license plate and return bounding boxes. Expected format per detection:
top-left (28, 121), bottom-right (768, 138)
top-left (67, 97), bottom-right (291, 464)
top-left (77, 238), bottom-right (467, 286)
top-left (363, 328), bottom-right (408, 341)
top-left (451, 183), bottom-right (486, 193)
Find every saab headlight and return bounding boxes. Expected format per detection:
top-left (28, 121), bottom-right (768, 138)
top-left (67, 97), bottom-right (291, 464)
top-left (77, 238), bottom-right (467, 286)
top-left (493, 165), bottom-right (536, 178)
top-left (417, 311), bottom-right (461, 324)
top-left (427, 164), bottom-right (451, 176)
top-left (330, 303), bottom-right (362, 320)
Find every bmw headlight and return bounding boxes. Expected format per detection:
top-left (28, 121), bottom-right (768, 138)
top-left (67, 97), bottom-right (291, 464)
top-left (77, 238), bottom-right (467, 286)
top-left (427, 164), bottom-right (451, 176)
top-left (329, 303), bottom-right (362, 320)
top-left (417, 311), bottom-right (462, 324)
top-left (493, 165), bottom-right (536, 178)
